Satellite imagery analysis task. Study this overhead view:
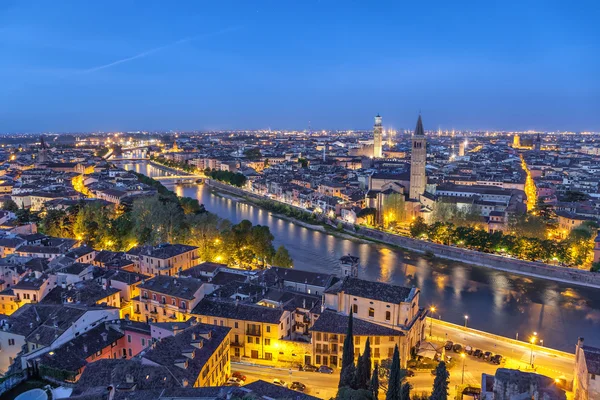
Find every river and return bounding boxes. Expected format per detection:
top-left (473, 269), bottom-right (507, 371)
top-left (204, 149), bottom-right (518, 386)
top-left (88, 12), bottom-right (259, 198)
top-left (122, 160), bottom-right (600, 352)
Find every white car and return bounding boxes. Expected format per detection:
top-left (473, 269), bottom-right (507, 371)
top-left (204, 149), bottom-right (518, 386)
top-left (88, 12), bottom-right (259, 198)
top-left (226, 377), bottom-right (242, 386)
top-left (273, 378), bottom-right (287, 387)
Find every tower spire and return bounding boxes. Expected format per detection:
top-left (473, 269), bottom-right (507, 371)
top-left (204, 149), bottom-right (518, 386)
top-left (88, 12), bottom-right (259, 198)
top-left (414, 114), bottom-right (424, 136)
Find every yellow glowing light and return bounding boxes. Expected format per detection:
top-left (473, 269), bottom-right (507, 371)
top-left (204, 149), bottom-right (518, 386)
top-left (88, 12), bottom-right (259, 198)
top-left (460, 353), bottom-right (466, 359)
top-left (430, 306), bottom-right (436, 313)
top-left (215, 255), bottom-right (223, 262)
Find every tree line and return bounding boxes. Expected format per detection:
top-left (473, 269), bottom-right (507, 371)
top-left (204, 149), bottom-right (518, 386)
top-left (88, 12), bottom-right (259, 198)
top-left (204, 168), bottom-right (247, 187)
top-left (150, 154), bottom-right (198, 174)
top-left (409, 216), bottom-right (597, 269)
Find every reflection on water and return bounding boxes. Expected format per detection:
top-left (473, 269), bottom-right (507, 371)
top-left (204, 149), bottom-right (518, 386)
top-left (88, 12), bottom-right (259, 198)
top-left (122, 161), bottom-right (600, 351)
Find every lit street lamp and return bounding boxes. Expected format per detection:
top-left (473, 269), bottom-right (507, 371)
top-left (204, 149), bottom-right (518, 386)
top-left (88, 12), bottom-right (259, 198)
top-left (461, 353), bottom-right (466, 384)
top-left (530, 332), bottom-right (538, 367)
top-left (464, 315), bottom-right (469, 328)
top-left (429, 306), bottom-right (436, 338)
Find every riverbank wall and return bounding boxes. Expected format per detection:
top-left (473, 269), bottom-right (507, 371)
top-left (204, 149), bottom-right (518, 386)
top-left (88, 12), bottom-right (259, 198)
top-left (204, 179), bottom-right (600, 289)
top-left (351, 224), bottom-right (600, 288)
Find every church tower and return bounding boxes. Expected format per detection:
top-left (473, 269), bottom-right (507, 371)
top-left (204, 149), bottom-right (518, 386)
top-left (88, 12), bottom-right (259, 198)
top-left (409, 115), bottom-right (427, 201)
top-left (373, 114), bottom-right (383, 158)
top-left (534, 133), bottom-right (542, 152)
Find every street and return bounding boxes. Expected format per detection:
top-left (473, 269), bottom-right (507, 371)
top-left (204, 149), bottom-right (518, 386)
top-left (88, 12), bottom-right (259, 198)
top-left (232, 362), bottom-right (339, 399)
top-left (429, 319), bottom-right (575, 383)
top-left (232, 319), bottom-right (576, 399)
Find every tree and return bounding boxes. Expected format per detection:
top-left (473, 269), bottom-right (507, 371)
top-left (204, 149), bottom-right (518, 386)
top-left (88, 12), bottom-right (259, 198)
top-left (339, 311), bottom-right (357, 389)
top-left (400, 382), bottom-right (411, 400)
top-left (430, 361), bottom-right (450, 400)
top-left (244, 148), bottom-right (262, 160)
top-left (249, 225), bottom-right (275, 266)
top-left (453, 205), bottom-right (483, 228)
top-left (430, 202), bottom-right (455, 223)
top-left (39, 209), bottom-right (71, 238)
top-left (567, 222), bottom-right (597, 267)
top-left (335, 387), bottom-right (375, 400)
top-left (357, 208), bottom-right (377, 226)
top-left (1, 199), bottom-right (18, 212)
top-left (509, 213), bottom-right (548, 240)
top-left (369, 364), bottom-right (379, 398)
top-left (179, 197), bottom-right (205, 214)
top-left (356, 338), bottom-right (372, 389)
top-left (410, 217), bottom-right (428, 238)
top-left (271, 245), bottom-right (293, 268)
top-left (382, 193), bottom-right (406, 227)
top-left (298, 158), bottom-right (309, 168)
top-left (563, 190), bottom-right (588, 203)
top-left (386, 345), bottom-right (405, 400)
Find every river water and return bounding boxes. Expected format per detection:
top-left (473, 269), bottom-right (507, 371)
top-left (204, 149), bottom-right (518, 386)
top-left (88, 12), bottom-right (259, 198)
top-left (123, 160), bottom-right (600, 352)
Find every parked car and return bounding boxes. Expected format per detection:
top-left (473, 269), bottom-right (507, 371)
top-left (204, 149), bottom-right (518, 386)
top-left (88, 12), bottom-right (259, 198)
top-left (491, 354), bottom-right (503, 364)
top-left (273, 379), bottom-right (287, 387)
top-left (226, 378), bottom-right (242, 387)
top-left (483, 351), bottom-right (492, 361)
top-left (430, 369), bottom-right (437, 376)
top-left (453, 344), bottom-right (463, 353)
top-left (444, 341), bottom-right (454, 350)
top-left (464, 346), bottom-right (473, 355)
top-left (318, 365), bottom-right (334, 374)
top-left (290, 382), bottom-right (306, 392)
top-left (473, 349), bottom-right (483, 358)
top-left (301, 364), bottom-right (318, 372)
top-left (232, 372), bottom-right (246, 382)
top-left (405, 370), bottom-right (415, 377)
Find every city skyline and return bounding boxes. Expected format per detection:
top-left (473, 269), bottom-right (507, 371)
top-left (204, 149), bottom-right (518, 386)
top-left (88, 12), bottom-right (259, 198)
top-left (1, 1), bottom-right (599, 133)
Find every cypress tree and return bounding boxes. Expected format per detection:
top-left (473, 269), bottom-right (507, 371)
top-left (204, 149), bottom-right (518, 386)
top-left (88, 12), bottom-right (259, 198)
top-left (400, 382), bottom-right (411, 400)
top-left (385, 344), bottom-right (402, 400)
top-left (369, 363), bottom-right (380, 398)
top-left (356, 338), bottom-right (372, 389)
top-left (430, 361), bottom-right (450, 400)
top-left (339, 310), bottom-right (356, 388)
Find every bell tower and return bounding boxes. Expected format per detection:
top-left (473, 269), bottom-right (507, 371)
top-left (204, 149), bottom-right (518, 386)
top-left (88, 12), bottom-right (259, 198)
top-left (373, 114), bottom-right (383, 158)
top-left (409, 114), bottom-right (427, 201)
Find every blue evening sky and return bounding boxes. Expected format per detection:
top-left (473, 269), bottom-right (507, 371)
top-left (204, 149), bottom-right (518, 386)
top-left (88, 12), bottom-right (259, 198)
top-left (1, 0), bottom-right (599, 132)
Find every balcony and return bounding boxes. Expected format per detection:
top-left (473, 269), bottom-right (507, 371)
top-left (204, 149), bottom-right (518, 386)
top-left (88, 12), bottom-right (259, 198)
top-left (231, 340), bottom-right (244, 347)
top-left (134, 309), bottom-right (141, 314)
top-left (329, 335), bottom-right (339, 342)
top-left (246, 328), bottom-right (261, 336)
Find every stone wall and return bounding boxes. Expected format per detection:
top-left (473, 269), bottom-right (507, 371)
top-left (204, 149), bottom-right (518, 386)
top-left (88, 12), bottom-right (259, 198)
top-left (351, 225), bottom-right (600, 289)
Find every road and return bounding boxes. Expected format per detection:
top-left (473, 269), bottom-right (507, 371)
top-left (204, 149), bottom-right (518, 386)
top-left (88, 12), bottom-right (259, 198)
top-left (429, 320), bottom-right (575, 382)
top-left (232, 319), bottom-right (576, 399)
top-left (232, 362), bottom-right (338, 399)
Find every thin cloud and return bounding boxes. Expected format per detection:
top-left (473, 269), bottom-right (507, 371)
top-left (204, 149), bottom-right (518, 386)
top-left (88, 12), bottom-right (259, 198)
top-left (81, 26), bottom-right (243, 74)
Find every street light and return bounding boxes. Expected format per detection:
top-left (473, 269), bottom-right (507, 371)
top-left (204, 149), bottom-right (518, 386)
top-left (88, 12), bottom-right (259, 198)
top-left (530, 332), bottom-right (538, 368)
top-left (429, 306), bottom-right (436, 338)
top-left (464, 315), bottom-right (469, 328)
top-left (461, 353), bottom-right (466, 384)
